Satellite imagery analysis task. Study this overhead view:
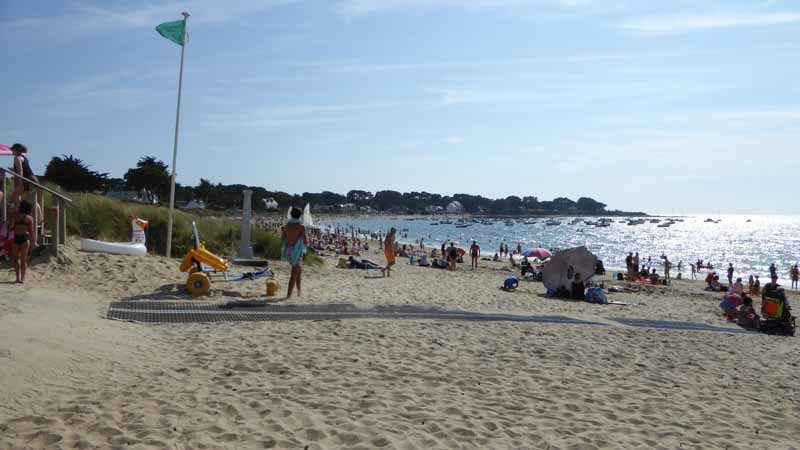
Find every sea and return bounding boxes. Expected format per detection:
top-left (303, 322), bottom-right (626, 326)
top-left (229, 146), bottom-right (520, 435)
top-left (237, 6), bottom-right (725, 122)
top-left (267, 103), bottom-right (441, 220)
top-left (319, 215), bottom-right (800, 282)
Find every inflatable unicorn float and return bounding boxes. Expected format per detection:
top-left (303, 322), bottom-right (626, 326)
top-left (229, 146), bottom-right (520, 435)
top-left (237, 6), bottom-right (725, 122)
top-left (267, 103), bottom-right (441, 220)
top-left (81, 216), bottom-right (148, 256)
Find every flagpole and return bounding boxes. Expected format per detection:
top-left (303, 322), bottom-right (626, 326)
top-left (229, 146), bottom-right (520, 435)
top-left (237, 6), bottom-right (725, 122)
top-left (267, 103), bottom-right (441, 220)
top-left (166, 11), bottom-right (189, 258)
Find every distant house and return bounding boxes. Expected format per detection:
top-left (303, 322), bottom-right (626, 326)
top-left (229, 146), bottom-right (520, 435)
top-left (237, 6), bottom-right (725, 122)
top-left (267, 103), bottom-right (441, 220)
top-left (339, 203), bottom-right (357, 212)
top-left (425, 205), bottom-right (444, 213)
top-left (183, 199), bottom-right (206, 210)
top-left (106, 190), bottom-right (158, 204)
top-left (262, 197), bottom-right (279, 210)
top-left (446, 201), bottom-right (464, 214)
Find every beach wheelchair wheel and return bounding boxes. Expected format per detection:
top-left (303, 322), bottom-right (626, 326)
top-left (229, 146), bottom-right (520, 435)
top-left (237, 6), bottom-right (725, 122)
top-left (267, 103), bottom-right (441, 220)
top-left (187, 272), bottom-right (211, 296)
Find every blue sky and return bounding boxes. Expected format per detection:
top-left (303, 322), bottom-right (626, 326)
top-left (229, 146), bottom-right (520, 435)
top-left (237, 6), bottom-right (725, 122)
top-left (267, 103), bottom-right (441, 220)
top-left (2, 0), bottom-right (800, 214)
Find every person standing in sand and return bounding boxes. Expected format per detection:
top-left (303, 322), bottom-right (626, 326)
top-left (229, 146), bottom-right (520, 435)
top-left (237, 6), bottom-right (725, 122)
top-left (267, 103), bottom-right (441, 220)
top-left (727, 263), bottom-right (734, 286)
top-left (447, 243), bottom-right (459, 271)
top-left (11, 201), bottom-right (35, 284)
top-left (633, 252), bottom-right (640, 279)
top-left (790, 264), bottom-right (799, 290)
top-left (470, 240), bottom-right (480, 269)
top-left (382, 227), bottom-right (397, 277)
top-left (281, 207), bottom-right (308, 298)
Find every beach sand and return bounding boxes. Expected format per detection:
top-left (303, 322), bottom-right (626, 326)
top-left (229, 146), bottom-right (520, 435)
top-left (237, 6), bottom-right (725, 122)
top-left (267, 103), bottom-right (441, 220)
top-left (1, 241), bottom-right (799, 449)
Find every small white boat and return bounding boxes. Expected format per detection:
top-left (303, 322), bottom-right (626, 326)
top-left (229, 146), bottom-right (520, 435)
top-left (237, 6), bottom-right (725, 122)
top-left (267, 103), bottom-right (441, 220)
top-left (545, 219), bottom-right (561, 226)
top-left (81, 239), bottom-right (147, 257)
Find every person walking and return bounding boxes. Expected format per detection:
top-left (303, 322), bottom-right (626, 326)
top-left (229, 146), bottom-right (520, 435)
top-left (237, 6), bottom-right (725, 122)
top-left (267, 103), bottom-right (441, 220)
top-left (383, 227), bottom-right (397, 277)
top-left (664, 257), bottom-right (672, 282)
top-left (470, 240), bottom-right (480, 269)
top-left (281, 207), bottom-right (308, 298)
top-left (791, 264), bottom-right (799, 290)
top-left (727, 263), bottom-right (734, 286)
top-left (690, 263), bottom-right (697, 280)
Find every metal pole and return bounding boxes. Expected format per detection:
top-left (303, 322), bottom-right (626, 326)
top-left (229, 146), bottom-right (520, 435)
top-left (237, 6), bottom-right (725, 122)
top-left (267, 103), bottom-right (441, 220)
top-left (165, 11), bottom-right (189, 258)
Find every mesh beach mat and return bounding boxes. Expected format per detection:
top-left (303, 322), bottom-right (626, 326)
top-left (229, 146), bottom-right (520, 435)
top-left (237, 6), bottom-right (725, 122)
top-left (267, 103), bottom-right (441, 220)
top-left (106, 301), bottom-right (608, 326)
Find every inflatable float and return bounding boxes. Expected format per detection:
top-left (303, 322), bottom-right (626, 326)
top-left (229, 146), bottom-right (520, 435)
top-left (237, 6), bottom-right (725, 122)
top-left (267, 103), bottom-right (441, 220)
top-left (80, 216), bottom-right (148, 257)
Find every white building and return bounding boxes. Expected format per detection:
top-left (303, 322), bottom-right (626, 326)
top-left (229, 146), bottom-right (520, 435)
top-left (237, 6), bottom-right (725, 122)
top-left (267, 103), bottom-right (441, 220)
top-left (445, 201), bottom-right (464, 214)
top-left (262, 197), bottom-right (279, 210)
top-left (183, 199), bottom-right (206, 210)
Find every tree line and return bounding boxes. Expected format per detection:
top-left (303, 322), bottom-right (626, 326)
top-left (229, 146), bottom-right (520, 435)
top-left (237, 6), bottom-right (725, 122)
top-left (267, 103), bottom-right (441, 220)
top-left (42, 154), bottom-right (637, 215)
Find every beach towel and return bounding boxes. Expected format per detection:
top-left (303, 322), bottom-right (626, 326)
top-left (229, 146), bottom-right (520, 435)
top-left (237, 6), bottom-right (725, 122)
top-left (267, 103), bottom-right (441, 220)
top-left (281, 219), bottom-right (306, 267)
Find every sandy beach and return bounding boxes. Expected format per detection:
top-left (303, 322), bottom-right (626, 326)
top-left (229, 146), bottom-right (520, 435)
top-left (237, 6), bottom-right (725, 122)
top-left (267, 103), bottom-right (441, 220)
top-left (2, 241), bottom-right (799, 450)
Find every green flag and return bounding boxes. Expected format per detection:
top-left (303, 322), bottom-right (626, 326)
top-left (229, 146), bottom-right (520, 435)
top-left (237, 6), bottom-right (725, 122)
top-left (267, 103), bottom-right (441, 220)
top-left (156, 20), bottom-right (185, 46)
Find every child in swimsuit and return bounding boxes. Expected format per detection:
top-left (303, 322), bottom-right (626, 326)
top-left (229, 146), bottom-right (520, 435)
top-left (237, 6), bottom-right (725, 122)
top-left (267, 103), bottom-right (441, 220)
top-left (12, 200), bottom-right (35, 284)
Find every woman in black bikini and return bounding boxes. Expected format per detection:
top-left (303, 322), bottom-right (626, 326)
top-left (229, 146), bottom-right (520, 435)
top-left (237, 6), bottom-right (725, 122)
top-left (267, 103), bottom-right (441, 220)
top-left (12, 200), bottom-right (35, 284)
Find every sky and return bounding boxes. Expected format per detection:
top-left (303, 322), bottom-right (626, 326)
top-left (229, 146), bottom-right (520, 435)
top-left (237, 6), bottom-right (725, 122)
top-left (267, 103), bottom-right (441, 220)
top-left (1, 0), bottom-right (800, 214)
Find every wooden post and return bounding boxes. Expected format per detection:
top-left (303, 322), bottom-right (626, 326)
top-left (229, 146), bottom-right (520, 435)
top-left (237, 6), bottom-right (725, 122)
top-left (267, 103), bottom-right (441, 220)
top-left (58, 200), bottom-right (66, 245)
top-left (32, 191), bottom-right (39, 247)
top-left (50, 203), bottom-right (60, 256)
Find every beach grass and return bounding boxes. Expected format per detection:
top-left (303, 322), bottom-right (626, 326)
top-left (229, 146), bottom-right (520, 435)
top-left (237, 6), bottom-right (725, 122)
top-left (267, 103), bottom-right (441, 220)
top-left (48, 189), bottom-right (319, 264)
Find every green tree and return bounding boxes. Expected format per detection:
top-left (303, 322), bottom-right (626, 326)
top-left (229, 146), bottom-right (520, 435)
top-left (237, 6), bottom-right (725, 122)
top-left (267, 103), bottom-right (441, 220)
top-left (43, 154), bottom-right (108, 192)
top-left (576, 197), bottom-right (607, 213)
top-left (124, 156), bottom-right (171, 198)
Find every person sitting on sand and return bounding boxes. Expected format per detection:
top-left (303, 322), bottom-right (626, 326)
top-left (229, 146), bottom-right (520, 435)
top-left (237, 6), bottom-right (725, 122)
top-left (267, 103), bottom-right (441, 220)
top-left (520, 256), bottom-right (533, 277)
top-left (502, 277), bottom-right (519, 291)
top-left (11, 201), bottom-right (35, 284)
top-left (649, 268), bottom-right (660, 284)
top-left (762, 274), bottom-right (792, 317)
top-left (731, 277), bottom-right (744, 295)
top-left (383, 227), bottom-right (397, 277)
top-left (418, 253), bottom-right (429, 267)
top-left (493, 252), bottom-right (500, 262)
top-left (571, 273), bottom-right (586, 300)
top-left (737, 295), bottom-right (760, 329)
top-left (281, 207), bottom-right (308, 298)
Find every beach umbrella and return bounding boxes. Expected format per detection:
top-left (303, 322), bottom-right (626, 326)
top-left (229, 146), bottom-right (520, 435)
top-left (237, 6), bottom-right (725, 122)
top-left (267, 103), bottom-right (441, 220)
top-left (542, 246), bottom-right (597, 294)
top-left (0, 144), bottom-right (12, 156)
top-left (523, 248), bottom-right (551, 259)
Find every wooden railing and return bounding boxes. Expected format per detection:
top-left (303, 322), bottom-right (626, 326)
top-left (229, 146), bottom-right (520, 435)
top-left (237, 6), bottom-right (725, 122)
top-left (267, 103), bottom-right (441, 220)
top-left (1, 168), bottom-right (72, 256)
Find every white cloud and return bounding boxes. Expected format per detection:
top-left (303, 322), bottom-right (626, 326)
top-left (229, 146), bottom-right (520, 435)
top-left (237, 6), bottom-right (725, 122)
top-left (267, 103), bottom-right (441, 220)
top-left (204, 102), bottom-right (403, 129)
top-left (618, 12), bottom-right (800, 35)
top-left (444, 135), bottom-right (463, 145)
